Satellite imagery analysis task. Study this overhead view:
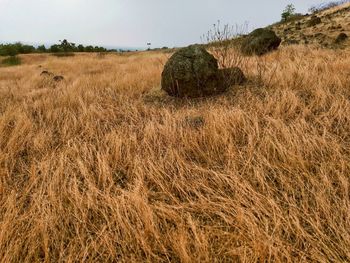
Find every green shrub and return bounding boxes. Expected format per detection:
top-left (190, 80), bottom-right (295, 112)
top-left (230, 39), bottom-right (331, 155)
top-left (77, 44), bottom-right (85, 52)
top-left (1, 56), bottom-right (21, 66)
top-left (0, 45), bottom-right (19, 56)
top-left (281, 4), bottom-right (296, 22)
top-left (49, 44), bottom-right (62, 53)
top-left (37, 45), bottom-right (47, 53)
top-left (0, 43), bottom-right (35, 56)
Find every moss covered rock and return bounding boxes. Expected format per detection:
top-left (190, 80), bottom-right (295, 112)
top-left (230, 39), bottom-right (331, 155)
top-left (241, 28), bottom-right (281, 56)
top-left (161, 45), bottom-right (224, 98)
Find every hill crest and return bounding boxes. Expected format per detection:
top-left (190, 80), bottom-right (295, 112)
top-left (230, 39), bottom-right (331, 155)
top-left (270, 2), bottom-right (350, 47)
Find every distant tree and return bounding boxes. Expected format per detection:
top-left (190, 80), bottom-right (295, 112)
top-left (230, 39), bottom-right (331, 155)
top-left (37, 45), bottom-right (47, 53)
top-left (50, 44), bottom-right (61, 53)
top-left (59, 39), bottom-right (76, 52)
top-left (85, 45), bottom-right (94, 52)
top-left (0, 43), bottom-right (34, 56)
top-left (281, 4), bottom-right (296, 22)
top-left (3, 45), bottom-right (19, 56)
top-left (77, 44), bottom-right (85, 52)
top-left (20, 44), bottom-right (36, 54)
top-left (94, 46), bottom-right (106, 52)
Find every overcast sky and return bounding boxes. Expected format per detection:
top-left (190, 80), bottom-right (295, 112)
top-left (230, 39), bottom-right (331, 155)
top-left (0, 0), bottom-right (326, 48)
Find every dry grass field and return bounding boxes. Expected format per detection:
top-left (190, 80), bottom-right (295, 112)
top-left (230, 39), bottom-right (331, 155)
top-left (0, 46), bottom-right (350, 262)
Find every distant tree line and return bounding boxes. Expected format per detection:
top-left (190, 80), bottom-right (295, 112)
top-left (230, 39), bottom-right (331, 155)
top-left (0, 39), bottom-right (114, 56)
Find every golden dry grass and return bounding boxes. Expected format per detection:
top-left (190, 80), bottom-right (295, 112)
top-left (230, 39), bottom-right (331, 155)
top-left (0, 47), bottom-right (350, 262)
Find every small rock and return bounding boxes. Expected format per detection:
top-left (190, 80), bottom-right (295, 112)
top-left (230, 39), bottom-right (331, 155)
top-left (40, 70), bottom-right (54, 76)
top-left (53, 76), bottom-right (64, 82)
top-left (335, 33), bottom-right (348, 44)
top-left (308, 16), bottom-right (321, 27)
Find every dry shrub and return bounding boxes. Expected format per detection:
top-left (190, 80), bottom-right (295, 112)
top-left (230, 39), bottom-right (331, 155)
top-left (202, 21), bottom-right (249, 69)
top-left (0, 47), bottom-right (350, 262)
top-left (203, 22), bottom-right (282, 88)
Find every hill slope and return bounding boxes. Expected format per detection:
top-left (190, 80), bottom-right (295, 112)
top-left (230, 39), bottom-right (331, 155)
top-left (270, 2), bottom-right (350, 47)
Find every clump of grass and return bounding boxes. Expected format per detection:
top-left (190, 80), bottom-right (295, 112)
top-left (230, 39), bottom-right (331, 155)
top-left (1, 56), bottom-right (21, 66)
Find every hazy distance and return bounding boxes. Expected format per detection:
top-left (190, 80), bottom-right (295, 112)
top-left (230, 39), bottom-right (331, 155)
top-left (0, 0), bottom-right (327, 49)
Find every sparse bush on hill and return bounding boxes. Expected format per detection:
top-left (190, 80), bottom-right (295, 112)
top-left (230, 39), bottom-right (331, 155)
top-left (284, 13), bottom-right (305, 23)
top-left (271, 0), bottom-right (350, 48)
top-left (281, 4), bottom-right (296, 22)
top-left (309, 0), bottom-right (350, 13)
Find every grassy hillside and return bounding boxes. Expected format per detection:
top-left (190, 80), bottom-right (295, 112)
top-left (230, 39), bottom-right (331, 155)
top-left (0, 46), bottom-right (349, 261)
top-left (270, 2), bottom-right (350, 47)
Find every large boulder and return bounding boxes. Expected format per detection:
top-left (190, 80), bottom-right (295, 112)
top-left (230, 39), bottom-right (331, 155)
top-left (241, 28), bottom-right (281, 56)
top-left (161, 45), bottom-right (224, 98)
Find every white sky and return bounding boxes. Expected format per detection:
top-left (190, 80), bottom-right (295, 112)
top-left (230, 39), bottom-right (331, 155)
top-left (0, 0), bottom-right (327, 48)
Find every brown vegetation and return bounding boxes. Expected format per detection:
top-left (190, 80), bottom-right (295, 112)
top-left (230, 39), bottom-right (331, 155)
top-left (0, 46), bottom-right (350, 261)
top-left (271, 2), bottom-right (350, 47)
